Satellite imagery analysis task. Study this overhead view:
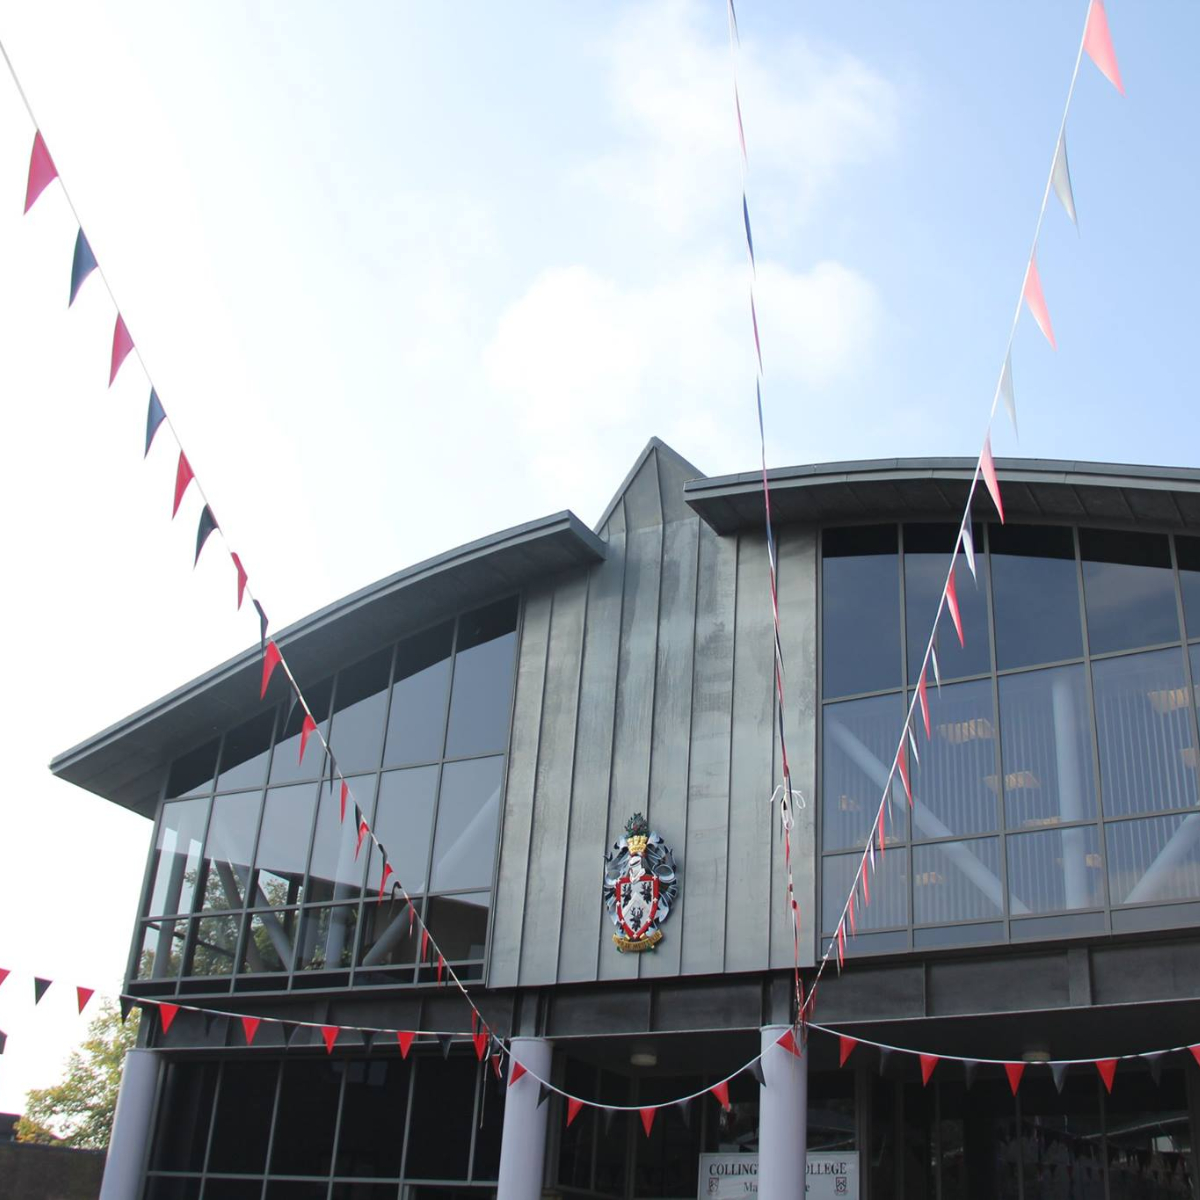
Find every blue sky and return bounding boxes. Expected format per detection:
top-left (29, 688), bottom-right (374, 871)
top-left (0, 0), bottom-right (1194, 1111)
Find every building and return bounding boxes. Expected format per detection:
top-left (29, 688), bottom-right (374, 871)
top-left (52, 441), bottom-right (1200, 1199)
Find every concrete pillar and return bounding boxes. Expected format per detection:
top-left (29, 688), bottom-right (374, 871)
top-left (496, 1036), bottom-right (553, 1200)
top-left (759, 1025), bottom-right (808, 1199)
top-left (100, 1048), bottom-right (161, 1200)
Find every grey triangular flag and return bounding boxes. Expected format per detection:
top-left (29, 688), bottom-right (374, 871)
top-left (437, 1034), bottom-right (453, 1060)
top-left (281, 1022), bottom-right (300, 1046)
top-left (1142, 1051), bottom-right (1165, 1086)
top-left (1051, 1062), bottom-right (1068, 1093)
top-left (748, 1058), bottom-right (766, 1087)
top-left (0, 1029), bottom-right (6, 1055)
top-left (602, 1107), bottom-right (617, 1136)
top-left (1051, 132), bottom-right (1077, 227)
top-left (963, 1059), bottom-right (980, 1090)
top-left (361, 1030), bottom-right (377, 1054)
top-left (675, 1097), bottom-right (693, 1129)
top-left (878, 1047), bottom-right (893, 1076)
top-left (999, 352), bottom-right (1017, 437)
top-left (69, 228), bottom-right (98, 306)
top-left (537, 1084), bottom-right (551, 1108)
top-left (33, 978), bottom-right (51, 1005)
top-left (120, 997), bottom-right (135, 1024)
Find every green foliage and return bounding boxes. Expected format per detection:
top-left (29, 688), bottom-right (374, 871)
top-left (15, 1001), bottom-right (140, 1149)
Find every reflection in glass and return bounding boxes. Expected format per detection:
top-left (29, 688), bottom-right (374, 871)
top-left (430, 756), bottom-right (505, 892)
top-left (296, 905), bottom-right (359, 971)
top-left (357, 893), bottom-right (420, 972)
top-left (335, 1058), bottom-right (410, 1177)
top-left (1016, 1074), bottom-right (1104, 1200)
top-left (905, 524), bottom-right (990, 681)
top-left (137, 919), bottom-right (184, 981)
top-left (217, 711), bottom-right (276, 793)
top-left (823, 693), bottom-right (906, 851)
top-left (201, 793), bottom-right (261, 911)
top-left (369, 765), bottom-right (438, 896)
top-left (143, 1177), bottom-right (202, 1200)
top-left (270, 1059), bottom-right (340, 1177)
top-left (385, 622), bottom-right (453, 767)
top-left (912, 838), bottom-right (1002, 923)
top-left (1106, 813), bottom-right (1200, 905)
top-left (444, 597), bottom-right (519, 759)
top-left (1177, 534), bottom-right (1200, 639)
top-left (208, 1060), bottom-right (278, 1174)
top-left (166, 741), bottom-right (218, 799)
top-left (269, 681), bottom-right (332, 786)
top-left (1081, 529), bottom-right (1179, 655)
top-left (1006, 825), bottom-right (1103, 914)
top-left (329, 650), bottom-right (391, 776)
top-left (822, 850), bottom-right (907, 933)
top-left (998, 665), bottom-right (1097, 829)
top-left (1104, 1069), bottom-right (1194, 1198)
top-left (306, 776), bottom-right (370, 904)
top-left (150, 1060), bottom-right (217, 1172)
top-left (822, 525), bottom-right (901, 699)
top-left (147, 798), bottom-right (209, 916)
top-left (425, 892), bottom-right (489, 960)
top-left (1092, 648), bottom-right (1198, 817)
top-left (404, 1057), bottom-right (477, 1181)
top-left (186, 915), bottom-right (239, 976)
top-left (254, 784), bottom-right (318, 907)
top-left (241, 910), bottom-right (298, 974)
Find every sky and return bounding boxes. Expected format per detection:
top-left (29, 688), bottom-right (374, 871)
top-left (0, 0), bottom-right (1197, 1114)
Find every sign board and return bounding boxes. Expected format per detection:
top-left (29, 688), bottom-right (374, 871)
top-left (697, 1151), bottom-right (858, 1198)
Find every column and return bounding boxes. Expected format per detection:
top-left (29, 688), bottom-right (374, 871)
top-left (100, 1048), bottom-right (162, 1200)
top-left (497, 1036), bottom-right (553, 1200)
top-left (758, 1024), bottom-right (808, 1198)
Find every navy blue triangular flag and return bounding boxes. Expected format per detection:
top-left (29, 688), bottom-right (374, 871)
top-left (437, 1034), bottom-right (453, 1060)
top-left (145, 389), bottom-right (166, 458)
top-left (361, 1029), bottom-right (377, 1054)
top-left (194, 506), bottom-right (219, 566)
top-left (0, 1028), bottom-right (6, 1055)
top-left (537, 1083), bottom-right (551, 1108)
top-left (742, 194), bottom-right (754, 269)
top-left (33, 977), bottom-right (51, 1005)
top-left (748, 1058), bottom-right (766, 1087)
top-left (120, 997), bottom-right (135, 1024)
top-left (253, 600), bottom-right (269, 653)
top-left (69, 228), bottom-right (97, 306)
top-left (281, 1021), bottom-right (300, 1046)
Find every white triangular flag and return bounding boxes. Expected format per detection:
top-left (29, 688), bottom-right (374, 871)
top-left (962, 524), bottom-right (977, 583)
top-left (907, 724), bottom-right (920, 766)
top-left (1051, 132), bottom-right (1077, 227)
top-left (930, 645), bottom-right (942, 692)
top-left (999, 352), bottom-right (1017, 437)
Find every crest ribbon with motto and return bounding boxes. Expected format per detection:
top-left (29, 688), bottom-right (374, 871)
top-left (603, 813), bottom-right (679, 952)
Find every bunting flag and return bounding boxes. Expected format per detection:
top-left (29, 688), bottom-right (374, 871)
top-left (120, 997), bottom-right (135, 1024)
top-left (839, 1036), bottom-right (857, 1067)
top-left (109, 314), bottom-right (135, 386)
top-left (1051, 133), bottom-right (1078, 226)
top-left (907, 724), bottom-right (920, 768)
top-left (735, 87), bottom-right (747, 161)
top-left (509, 1060), bottom-right (527, 1087)
top-left (639, 1107), bottom-right (656, 1137)
top-left (298, 713), bottom-right (317, 763)
top-left (280, 1022), bottom-right (300, 1046)
top-left (0, 968), bottom-right (8, 989)
top-left (145, 389), bottom-right (166, 458)
top-left (241, 1016), bottom-right (260, 1046)
top-left (172, 452), bottom-right (194, 518)
top-left (536, 1083), bottom-right (551, 1108)
top-left (1142, 1052), bottom-right (1164, 1086)
top-left (878, 1048), bottom-right (893, 1076)
top-left (473, 1030), bottom-right (487, 1061)
top-left (76, 986), bottom-right (94, 1014)
top-left (360, 1030), bottom-right (377, 1054)
top-left (420, 928), bottom-right (430, 962)
top-left (194, 506), bottom-right (219, 566)
top-left (897, 740), bottom-right (912, 806)
top-left (710, 1081), bottom-right (731, 1111)
top-left (436, 954), bottom-right (445, 985)
top-left (378, 862), bottom-right (394, 902)
top-left (231, 552), bottom-right (248, 609)
top-left (564, 1096), bottom-right (584, 1127)
top-left (930, 644), bottom-right (942, 691)
top-left (862, 854), bottom-right (871, 903)
top-left (847, 890), bottom-right (857, 936)
top-left (1096, 1058), bottom-right (1118, 1093)
top-left (742, 194), bottom-right (754, 269)
top-left (0, 1030), bottom-right (6, 1055)
top-left (1190, 1045), bottom-right (1200, 1069)
top-left (69, 229), bottom-right (97, 306)
top-left (24, 131), bottom-right (58, 213)
top-left (944, 566), bottom-right (965, 647)
top-left (835, 922), bottom-right (846, 968)
top-left (920, 1054), bottom-right (938, 1086)
top-left (750, 293), bottom-right (762, 373)
top-left (777, 1028), bottom-right (801, 1057)
top-left (1004, 1062), bottom-right (1026, 1096)
top-left (436, 1034), bottom-right (454, 1060)
top-left (158, 1002), bottom-right (179, 1033)
top-left (321, 1025), bottom-right (339, 1054)
top-left (963, 1060), bottom-right (980, 1090)
top-left (980, 437), bottom-right (1005, 523)
top-left (396, 1030), bottom-right (415, 1058)
top-left (1051, 1061), bottom-right (1068, 1093)
top-left (999, 353), bottom-right (1017, 436)
top-left (961, 523), bottom-right (978, 582)
top-left (676, 1098), bottom-right (693, 1129)
top-left (917, 671), bottom-right (931, 737)
top-left (1083, 0), bottom-right (1124, 95)
top-left (340, 780), bottom-right (349, 823)
top-left (33, 977), bottom-right (52, 1004)
top-left (355, 812), bottom-right (370, 858)
top-left (260, 641), bottom-right (282, 698)
top-left (490, 1051), bottom-right (503, 1081)
top-left (877, 803), bottom-right (886, 856)
top-left (253, 600), bottom-right (269, 653)
top-left (1022, 252), bottom-right (1056, 350)
top-left (748, 1058), bottom-right (766, 1087)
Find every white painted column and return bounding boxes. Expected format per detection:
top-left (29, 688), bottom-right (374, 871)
top-left (496, 1036), bottom-right (553, 1200)
top-left (758, 1025), bottom-right (808, 1198)
top-left (100, 1048), bottom-right (161, 1200)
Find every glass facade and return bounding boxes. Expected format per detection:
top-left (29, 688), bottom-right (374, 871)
top-left (133, 597), bottom-right (519, 995)
top-left (821, 523), bottom-right (1200, 952)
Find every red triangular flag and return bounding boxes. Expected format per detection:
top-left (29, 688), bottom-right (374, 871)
top-left (76, 987), bottom-right (94, 1015)
top-left (776, 1028), bottom-right (801, 1057)
top-left (159, 1002), bottom-right (180, 1034)
top-left (1023, 252), bottom-right (1057, 350)
top-left (396, 1030), bottom-right (415, 1058)
top-left (1004, 1062), bottom-right (1025, 1095)
top-left (847, 890), bottom-right (857, 937)
top-left (260, 641), bottom-right (283, 699)
top-left (862, 862), bottom-right (871, 905)
top-left (491, 1052), bottom-right (503, 1080)
top-left (1084, 0), bottom-right (1124, 95)
top-left (298, 713), bottom-right (317, 763)
top-left (839, 1036), bottom-right (858, 1067)
top-left (980, 436), bottom-right (1004, 524)
top-left (24, 131), bottom-right (58, 213)
top-left (110, 314), bottom-right (135, 386)
top-left (835, 922), bottom-right (846, 968)
top-left (420, 929), bottom-right (430, 962)
top-left (920, 1054), bottom-right (938, 1086)
top-left (1190, 1045), bottom-right (1200, 1069)
top-left (172, 452), bottom-right (194, 518)
top-left (231, 552), bottom-right (248, 610)
top-left (355, 815), bottom-right (370, 859)
top-left (473, 1030), bottom-right (488, 1061)
top-left (321, 1025), bottom-right (339, 1054)
top-left (917, 671), bottom-right (931, 737)
top-left (436, 954), bottom-right (445, 984)
top-left (878, 803), bottom-right (886, 856)
top-left (241, 1016), bottom-right (260, 1046)
top-left (710, 1081), bottom-right (731, 1111)
top-left (378, 862), bottom-right (394, 902)
top-left (944, 566), bottom-right (965, 647)
top-left (340, 780), bottom-right (348, 823)
top-left (567, 1097), bottom-right (585, 1127)
top-left (639, 1107), bottom-right (656, 1137)
top-left (897, 741), bottom-right (912, 806)
top-left (0, 968), bottom-right (8, 989)
top-left (509, 1060), bottom-right (527, 1087)
top-left (1095, 1058), bottom-right (1117, 1093)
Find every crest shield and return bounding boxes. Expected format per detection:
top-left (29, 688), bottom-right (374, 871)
top-left (603, 813), bottom-right (679, 953)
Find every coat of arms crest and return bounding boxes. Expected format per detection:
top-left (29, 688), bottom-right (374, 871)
top-left (603, 813), bottom-right (679, 952)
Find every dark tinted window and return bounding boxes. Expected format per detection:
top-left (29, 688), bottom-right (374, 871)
top-left (425, 892), bottom-right (489, 961)
top-left (269, 681), bottom-right (332, 785)
top-left (989, 524), bottom-right (1082, 669)
top-left (254, 784), bottom-right (318, 908)
top-left (207, 1060), bottom-right (278, 1173)
top-left (823, 693), bottom-right (906, 850)
top-left (1176, 534), bottom-right (1200, 638)
top-left (217, 712), bottom-right (276, 792)
top-left (444, 598), bottom-right (519, 758)
top-left (430, 756), bottom-right (505, 891)
top-left (201, 792), bottom-right (261, 911)
top-left (270, 1059), bottom-right (341, 1176)
top-left (149, 1060), bottom-right (217, 1171)
top-left (330, 651), bottom-right (391, 776)
top-left (822, 525), bottom-right (901, 698)
top-left (403, 1057), bottom-right (477, 1179)
top-left (166, 741), bottom-right (218, 799)
top-left (369, 766), bottom-right (439, 896)
top-left (335, 1058), bottom-right (410, 1177)
top-left (1081, 529), bottom-right (1178, 655)
top-left (385, 623), bottom-right (453, 766)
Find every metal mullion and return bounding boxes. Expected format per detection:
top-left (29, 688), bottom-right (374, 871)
top-left (994, 654), bottom-right (1087, 677)
top-left (398, 1053), bottom-right (419, 1183)
top-left (255, 1059), bottom-right (284, 1200)
top-left (897, 524), bottom-right (914, 950)
top-left (1170, 535), bottom-right (1200, 812)
top-left (466, 1057), bottom-right (483, 1182)
top-left (129, 773), bottom-right (174, 990)
top-left (321, 1057), bottom-right (349, 1200)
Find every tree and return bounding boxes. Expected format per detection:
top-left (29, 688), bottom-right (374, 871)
top-left (15, 1001), bottom-right (140, 1149)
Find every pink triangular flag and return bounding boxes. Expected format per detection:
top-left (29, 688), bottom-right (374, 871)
top-left (944, 567), bottom-right (965, 648)
top-left (897, 740), bottom-right (912, 806)
top-left (980, 437), bottom-right (1005, 523)
top-left (172, 452), bottom-right (194, 518)
top-left (917, 671), bottom-right (931, 738)
top-left (920, 1054), bottom-right (938, 1085)
top-left (24, 132), bottom-right (59, 213)
top-left (1095, 1058), bottom-right (1118, 1093)
top-left (1023, 252), bottom-right (1057, 350)
top-left (298, 713), bottom-right (317, 763)
top-left (1084, 0), bottom-right (1124, 95)
top-left (231, 552), bottom-right (248, 610)
top-left (110, 314), bottom-right (135, 386)
top-left (76, 987), bottom-right (94, 1014)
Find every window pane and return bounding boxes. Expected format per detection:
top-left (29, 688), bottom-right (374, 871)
top-left (330, 651), bottom-right (391, 776)
top-left (989, 524), bottom-right (1082, 670)
top-left (1081, 529), bottom-right (1179, 655)
top-left (444, 598), bottom-right (519, 758)
top-left (905, 524), bottom-right (990, 681)
top-left (146, 798), bottom-right (209, 916)
top-left (912, 678), bottom-right (999, 837)
top-left (369, 766), bottom-right (438, 897)
top-left (205, 1184), bottom-right (266, 1200)
top-left (1093, 648), bottom-right (1198, 817)
top-left (144, 1177), bottom-right (202, 1200)
top-left (384, 622), bottom-right (453, 767)
top-left (240, 909), bottom-right (298, 974)
top-left (1176, 534), bottom-right (1200, 639)
top-left (1106, 813), bottom-right (1200, 904)
top-left (822, 525), bottom-right (901, 698)
top-left (357, 893), bottom-right (420, 972)
top-left (217, 711), bottom-right (276, 792)
top-left (335, 1058), bottom-right (410, 1178)
top-left (1007, 825), bottom-right (1103, 914)
top-left (254, 784), bottom-right (318, 907)
top-left (269, 680), bottom-right (332, 785)
top-left (425, 892), bottom-right (489, 960)
top-left (296, 904), bottom-right (359, 972)
top-left (404, 1057), bottom-right (477, 1180)
top-left (1104, 1068), bottom-right (1193, 1198)
top-left (998, 665), bottom-right (1097, 830)
top-left (166, 741), bottom-right (218, 799)
top-left (430, 756), bottom-right (504, 892)
top-left (823, 693), bottom-right (906, 851)
top-left (822, 850), bottom-right (907, 932)
top-left (201, 792), bottom-right (261, 911)
top-left (306, 776), bottom-right (372, 904)
top-left (912, 838), bottom-right (1002, 923)
top-left (150, 1060), bottom-right (218, 1171)
top-left (270, 1059), bottom-right (341, 1177)
top-left (135, 918), bottom-right (184, 981)
top-left (208, 1060), bottom-right (278, 1173)
top-left (186, 915), bottom-right (240, 976)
